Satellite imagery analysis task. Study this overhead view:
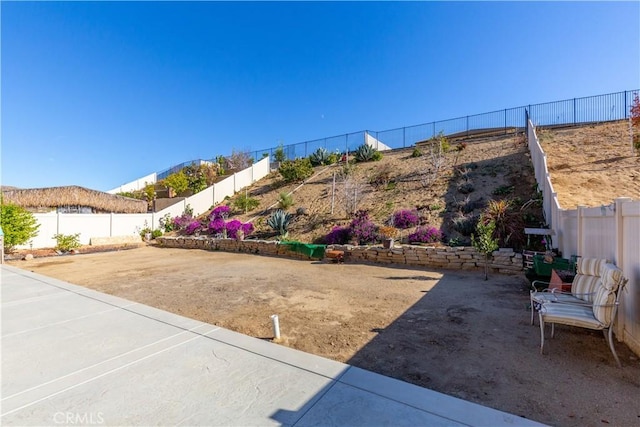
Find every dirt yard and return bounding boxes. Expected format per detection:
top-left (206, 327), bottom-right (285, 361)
top-left (10, 246), bottom-right (640, 427)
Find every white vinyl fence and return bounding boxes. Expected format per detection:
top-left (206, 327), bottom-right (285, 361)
top-left (527, 119), bottom-right (640, 356)
top-left (22, 157), bottom-right (271, 249)
top-left (106, 172), bottom-right (158, 194)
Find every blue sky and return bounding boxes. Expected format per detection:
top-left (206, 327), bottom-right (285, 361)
top-left (2, 1), bottom-right (639, 191)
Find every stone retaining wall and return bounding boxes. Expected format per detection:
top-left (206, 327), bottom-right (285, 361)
top-left (156, 236), bottom-right (524, 274)
top-left (332, 244), bottom-right (523, 274)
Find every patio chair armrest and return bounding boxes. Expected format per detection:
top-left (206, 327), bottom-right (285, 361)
top-left (531, 280), bottom-right (550, 291)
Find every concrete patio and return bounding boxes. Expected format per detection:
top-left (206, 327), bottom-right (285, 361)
top-left (1, 265), bottom-right (545, 426)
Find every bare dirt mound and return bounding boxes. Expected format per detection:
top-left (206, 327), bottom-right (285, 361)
top-left (538, 120), bottom-right (640, 209)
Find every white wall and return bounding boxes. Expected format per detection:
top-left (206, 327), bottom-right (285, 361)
top-left (234, 168), bottom-right (253, 192)
top-left (365, 132), bottom-right (392, 151)
top-left (620, 201), bottom-right (640, 355)
top-left (21, 157), bottom-right (272, 249)
top-left (106, 172), bottom-right (157, 194)
top-left (213, 175), bottom-right (235, 205)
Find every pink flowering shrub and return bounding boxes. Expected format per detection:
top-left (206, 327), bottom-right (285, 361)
top-left (408, 226), bottom-right (442, 244)
top-left (207, 217), bottom-right (254, 238)
top-left (184, 220), bottom-right (202, 235)
top-left (349, 210), bottom-right (378, 244)
top-left (172, 213), bottom-right (193, 230)
top-left (210, 205), bottom-right (230, 220)
top-left (392, 209), bottom-right (420, 229)
top-left (324, 226), bottom-right (350, 245)
top-left (208, 218), bottom-right (226, 235)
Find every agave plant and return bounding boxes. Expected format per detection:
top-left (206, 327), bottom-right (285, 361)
top-left (309, 147), bottom-right (330, 166)
top-left (354, 144), bottom-right (376, 162)
top-left (267, 209), bottom-right (294, 238)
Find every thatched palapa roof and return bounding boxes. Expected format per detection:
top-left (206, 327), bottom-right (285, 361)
top-left (1, 185), bottom-right (147, 213)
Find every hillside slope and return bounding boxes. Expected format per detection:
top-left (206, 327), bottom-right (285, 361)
top-left (222, 120), bottom-right (637, 246)
top-left (230, 132), bottom-right (542, 245)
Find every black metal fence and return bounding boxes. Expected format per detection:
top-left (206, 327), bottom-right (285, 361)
top-left (157, 89), bottom-right (639, 176)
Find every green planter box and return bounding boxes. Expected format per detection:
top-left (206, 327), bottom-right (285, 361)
top-left (532, 254), bottom-right (572, 277)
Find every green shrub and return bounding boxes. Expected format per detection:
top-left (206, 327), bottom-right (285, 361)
top-left (279, 158), bottom-right (314, 183)
top-left (411, 147), bottom-right (423, 158)
top-left (151, 229), bottom-right (163, 239)
top-left (326, 152), bottom-right (339, 165)
top-left (278, 192), bottom-right (294, 210)
top-left (0, 204), bottom-right (40, 252)
top-left (267, 209), bottom-right (294, 238)
top-left (53, 233), bottom-right (81, 252)
top-left (233, 194), bottom-right (260, 212)
top-left (372, 150), bottom-right (383, 161)
top-left (159, 213), bottom-right (174, 232)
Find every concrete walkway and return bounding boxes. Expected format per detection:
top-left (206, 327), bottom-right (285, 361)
top-left (1, 265), bottom-right (545, 426)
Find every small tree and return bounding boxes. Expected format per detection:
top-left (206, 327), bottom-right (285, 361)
top-left (274, 145), bottom-right (287, 163)
top-left (163, 170), bottom-right (189, 196)
top-left (0, 203), bottom-right (40, 252)
top-left (183, 164), bottom-right (208, 194)
top-left (472, 219), bottom-right (499, 280)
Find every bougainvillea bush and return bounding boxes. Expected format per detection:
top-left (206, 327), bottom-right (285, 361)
top-left (172, 213), bottom-right (194, 231)
top-left (324, 226), bottom-right (351, 245)
top-left (408, 226), bottom-right (442, 244)
top-left (349, 210), bottom-right (378, 244)
top-left (184, 220), bottom-right (202, 235)
top-left (392, 209), bottom-right (420, 229)
top-left (207, 217), bottom-right (254, 238)
top-left (208, 218), bottom-right (226, 235)
top-left (209, 205), bottom-right (231, 220)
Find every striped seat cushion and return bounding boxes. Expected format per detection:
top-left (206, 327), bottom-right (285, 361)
top-left (540, 302), bottom-right (604, 329)
top-left (532, 291), bottom-right (588, 306)
top-left (576, 258), bottom-right (608, 276)
top-left (570, 274), bottom-right (601, 303)
top-left (600, 263), bottom-right (624, 291)
top-left (592, 285), bottom-right (616, 325)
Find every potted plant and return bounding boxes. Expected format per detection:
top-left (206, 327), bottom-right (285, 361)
top-left (379, 226), bottom-right (398, 249)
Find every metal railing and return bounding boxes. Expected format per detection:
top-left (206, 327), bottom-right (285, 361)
top-left (157, 89), bottom-right (639, 171)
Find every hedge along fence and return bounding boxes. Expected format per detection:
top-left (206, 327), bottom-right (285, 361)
top-left (156, 236), bottom-right (524, 274)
